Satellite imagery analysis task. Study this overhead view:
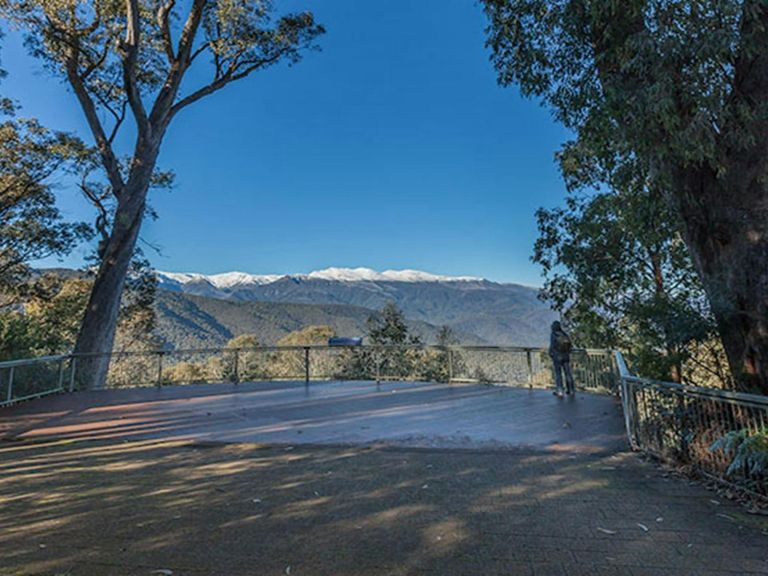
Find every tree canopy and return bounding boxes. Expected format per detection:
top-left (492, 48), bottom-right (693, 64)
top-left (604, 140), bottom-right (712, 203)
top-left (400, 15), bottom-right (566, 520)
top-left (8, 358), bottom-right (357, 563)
top-left (484, 0), bottom-right (768, 392)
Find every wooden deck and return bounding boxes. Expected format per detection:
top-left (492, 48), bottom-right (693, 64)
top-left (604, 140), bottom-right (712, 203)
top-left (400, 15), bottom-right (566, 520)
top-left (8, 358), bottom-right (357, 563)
top-left (0, 380), bottom-right (626, 453)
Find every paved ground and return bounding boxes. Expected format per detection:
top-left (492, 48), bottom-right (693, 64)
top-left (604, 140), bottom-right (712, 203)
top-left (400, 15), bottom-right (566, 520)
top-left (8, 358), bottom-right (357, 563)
top-left (0, 381), bottom-right (626, 452)
top-left (0, 382), bottom-right (766, 576)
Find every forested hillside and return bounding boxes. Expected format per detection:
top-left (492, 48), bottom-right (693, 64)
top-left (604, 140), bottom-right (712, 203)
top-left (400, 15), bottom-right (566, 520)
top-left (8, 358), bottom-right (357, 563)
top-left (155, 291), bottom-right (485, 349)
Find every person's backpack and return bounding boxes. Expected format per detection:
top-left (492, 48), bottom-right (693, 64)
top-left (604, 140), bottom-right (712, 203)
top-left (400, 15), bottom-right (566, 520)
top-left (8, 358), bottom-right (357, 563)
top-left (555, 331), bottom-right (572, 355)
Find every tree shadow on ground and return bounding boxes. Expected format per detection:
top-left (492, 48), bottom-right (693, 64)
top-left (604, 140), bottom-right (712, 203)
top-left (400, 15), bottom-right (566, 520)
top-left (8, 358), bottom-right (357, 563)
top-left (1, 438), bottom-right (766, 576)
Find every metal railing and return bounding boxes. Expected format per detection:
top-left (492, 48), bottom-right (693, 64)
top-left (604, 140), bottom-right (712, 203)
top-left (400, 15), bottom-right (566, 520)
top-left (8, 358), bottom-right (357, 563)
top-left (0, 345), bottom-right (617, 406)
top-left (0, 354), bottom-right (75, 407)
top-left (65, 345), bottom-right (618, 393)
top-left (616, 351), bottom-right (768, 497)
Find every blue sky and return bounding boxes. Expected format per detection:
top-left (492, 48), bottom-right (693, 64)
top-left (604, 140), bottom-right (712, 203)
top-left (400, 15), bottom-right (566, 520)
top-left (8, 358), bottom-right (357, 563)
top-left (7, 1), bottom-right (571, 286)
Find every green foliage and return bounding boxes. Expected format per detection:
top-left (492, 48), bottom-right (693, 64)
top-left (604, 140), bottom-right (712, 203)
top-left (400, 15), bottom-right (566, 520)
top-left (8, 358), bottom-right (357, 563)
top-left (483, 1), bottom-right (749, 171)
top-left (483, 1), bottom-right (747, 384)
top-left (0, 271), bottom-right (158, 361)
top-left (532, 180), bottom-right (717, 383)
top-left (367, 303), bottom-right (422, 379)
top-left (418, 326), bottom-right (464, 383)
top-left (0, 114), bottom-right (91, 293)
top-left (711, 428), bottom-right (768, 481)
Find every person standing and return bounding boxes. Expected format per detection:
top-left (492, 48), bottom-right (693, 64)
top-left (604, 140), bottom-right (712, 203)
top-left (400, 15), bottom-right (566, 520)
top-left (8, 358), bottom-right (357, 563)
top-left (549, 321), bottom-right (575, 397)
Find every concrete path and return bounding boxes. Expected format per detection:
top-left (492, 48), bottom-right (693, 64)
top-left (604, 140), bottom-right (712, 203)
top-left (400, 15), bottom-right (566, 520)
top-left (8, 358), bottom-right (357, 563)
top-left (0, 381), bottom-right (626, 453)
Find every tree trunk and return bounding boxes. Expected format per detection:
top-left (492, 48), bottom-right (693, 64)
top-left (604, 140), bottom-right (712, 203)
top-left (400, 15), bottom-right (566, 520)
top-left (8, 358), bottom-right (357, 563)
top-left (673, 167), bottom-right (768, 394)
top-left (72, 180), bottom-right (150, 390)
top-left (648, 248), bottom-right (682, 383)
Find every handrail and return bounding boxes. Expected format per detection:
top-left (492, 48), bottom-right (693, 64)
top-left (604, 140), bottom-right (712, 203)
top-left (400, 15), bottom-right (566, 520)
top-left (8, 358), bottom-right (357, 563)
top-left (1, 345), bottom-right (618, 408)
top-left (614, 350), bottom-right (768, 406)
top-left (0, 354), bottom-right (70, 369)
top-left (68, 345), bottom-right (608, 357)
top-left (614, 350), bottom-right (768, 498)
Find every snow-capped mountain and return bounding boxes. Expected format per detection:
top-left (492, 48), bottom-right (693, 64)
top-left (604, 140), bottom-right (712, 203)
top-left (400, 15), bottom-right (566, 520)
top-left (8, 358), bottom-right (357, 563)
top-left (159, 271), bottom-right (283, 290)
top-left (154, 266), bottom-right (557, 346)
top-left (157, 267), bottom-right (482, 289)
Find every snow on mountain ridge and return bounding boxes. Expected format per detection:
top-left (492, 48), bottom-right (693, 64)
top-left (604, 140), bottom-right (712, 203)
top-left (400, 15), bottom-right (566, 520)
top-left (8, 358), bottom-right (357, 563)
top-left (157, 267), bottom-right (483, 287)
top-left (207, 271), bottom-right (283, 288)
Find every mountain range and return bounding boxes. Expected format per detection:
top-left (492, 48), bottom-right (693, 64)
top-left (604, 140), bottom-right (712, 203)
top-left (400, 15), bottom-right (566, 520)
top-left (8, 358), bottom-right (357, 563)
top-left (154, 267), bottom-right (557, 347)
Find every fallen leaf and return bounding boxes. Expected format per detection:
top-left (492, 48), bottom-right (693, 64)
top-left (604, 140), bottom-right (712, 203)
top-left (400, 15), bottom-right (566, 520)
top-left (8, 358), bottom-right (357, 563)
top-left (636, 523), bottom-right (649, 532)
top-left (285, 566), bottom-right (291, 575)
top-left (151, 570), bottom-right (173, 575)
top-left (655, 517), bottom-right (663, 523)
top-left (597, 527), bottom-right (616, 535)
top-left (716, 513), bottom-right (736, 521)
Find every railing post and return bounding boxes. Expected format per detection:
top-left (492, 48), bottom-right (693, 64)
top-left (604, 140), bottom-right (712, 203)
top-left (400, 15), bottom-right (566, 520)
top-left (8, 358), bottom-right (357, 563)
top-left (304, 347), bottom-right (310, 386)
top-left (614, 351), bottom-right (639, 450)
top-left (233, 348), bottom-right (240, 384)
top-left (57, 358), bottom-right (66, 391)
top-left (526, 349), bottom-right (533, 388)
top-left (156, 351), bottom-right (164, 388)
top-left (447, 347), bottom-right (453, 384)
top-left (69, 356), bottom-right (77, 392)
top-left (7, 366), bottom-right (14, 404)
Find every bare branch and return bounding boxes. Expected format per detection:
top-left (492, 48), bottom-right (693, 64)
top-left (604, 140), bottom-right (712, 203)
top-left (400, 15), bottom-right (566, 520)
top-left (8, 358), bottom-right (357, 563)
top-left (120, 0), bottom-right (149, 135)
top-left (157, 0), bottom-right (177, 63)
top-left (149, 0), bottom-right (206, 128)
top-left (57, 26), bottom-right (124, 194)
top-left (169, 51), bottom-right (285, 117)
top-left (107, 101), bottom-right (128, 145)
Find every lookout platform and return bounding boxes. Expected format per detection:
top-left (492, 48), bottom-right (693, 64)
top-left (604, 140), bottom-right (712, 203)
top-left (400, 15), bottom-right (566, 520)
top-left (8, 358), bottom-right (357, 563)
top-left (1, 381), bottom-right (766, 575)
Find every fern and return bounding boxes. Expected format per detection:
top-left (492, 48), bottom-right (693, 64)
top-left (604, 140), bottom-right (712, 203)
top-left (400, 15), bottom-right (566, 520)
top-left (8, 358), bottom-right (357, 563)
top-left (710, 428), bottom-right (768, 477)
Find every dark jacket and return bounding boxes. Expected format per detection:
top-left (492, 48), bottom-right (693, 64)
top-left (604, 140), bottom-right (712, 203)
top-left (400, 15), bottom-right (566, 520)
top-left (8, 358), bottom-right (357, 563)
top-left (549, 328), bottom-right (572, 362)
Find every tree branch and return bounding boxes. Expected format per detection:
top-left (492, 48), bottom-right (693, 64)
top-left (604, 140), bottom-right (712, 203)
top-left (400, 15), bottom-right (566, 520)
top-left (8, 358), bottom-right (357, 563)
top-left (148, 0), bottom-right (206, 128)
top-left (120, 0), bottom-right (149, 135)
top-left (157, 0), bottom-right (177, 63)
top-left (169, 51), bottom-right (286, 117)
top-left (59, 29), bottom-right (124, 195)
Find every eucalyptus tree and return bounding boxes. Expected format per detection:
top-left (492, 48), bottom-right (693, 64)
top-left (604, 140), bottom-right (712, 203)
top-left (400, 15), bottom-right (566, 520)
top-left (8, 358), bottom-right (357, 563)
top-left (0, 116), bottom-right (90, 294)
top-left (484, 1), bottom-right (768, 392)
top-left (533, 144), bottom-right (716, 383)
top-left (1, 0), bottom-right (325, 388)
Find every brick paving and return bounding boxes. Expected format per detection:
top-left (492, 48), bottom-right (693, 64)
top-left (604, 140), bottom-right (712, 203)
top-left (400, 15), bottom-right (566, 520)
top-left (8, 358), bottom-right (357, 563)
top-left (1, 439), bottom-right (766, 576)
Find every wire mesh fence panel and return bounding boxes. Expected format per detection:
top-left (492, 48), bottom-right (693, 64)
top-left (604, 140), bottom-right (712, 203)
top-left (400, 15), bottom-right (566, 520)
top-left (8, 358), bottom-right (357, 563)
top-left (103, 352), bottom-right (160, 388)
top-left (235, 348), bottom-right (273, 382)
top-left (0, 356), bottom-right (68, 406)
top-left (571, 351), bottom-right (618, 393)
top-left (263, 348), bottom-right (306, 380)
top-left (161, 350), bottom-right (231, 384)
top-left (308, 347), bottom-right (353, 380)
top-left (452, 348), bottom-right (526, 384)
top-left (618, 354), bottom-right (768, 498)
